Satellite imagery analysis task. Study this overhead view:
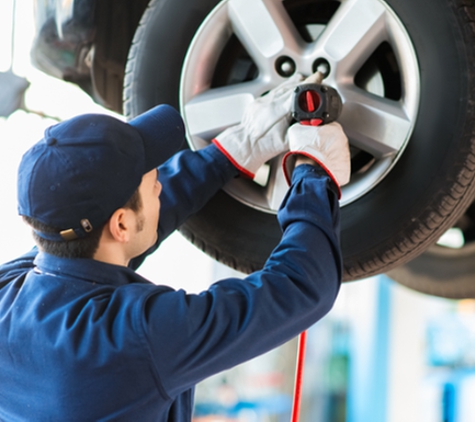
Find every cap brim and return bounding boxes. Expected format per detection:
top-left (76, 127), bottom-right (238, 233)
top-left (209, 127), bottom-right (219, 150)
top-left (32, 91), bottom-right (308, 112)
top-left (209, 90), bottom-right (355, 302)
top-left (129, 104), bottom-right (186, 171)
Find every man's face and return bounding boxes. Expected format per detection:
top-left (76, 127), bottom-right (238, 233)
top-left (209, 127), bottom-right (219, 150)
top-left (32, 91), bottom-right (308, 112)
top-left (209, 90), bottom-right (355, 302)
top-left (128, 168), bottom-right (162, 259)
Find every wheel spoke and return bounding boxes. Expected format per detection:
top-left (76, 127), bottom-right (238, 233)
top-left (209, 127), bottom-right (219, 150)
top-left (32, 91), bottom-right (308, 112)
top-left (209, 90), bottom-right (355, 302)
top-left (228, 0), bottom-right (303, 66)
top-left (183, 81), bottom-right (264, 140)
top-left (316, 0), bottom-right (387, 75)
top-left (340, 88), bottom-right (412, 158)
top-left (262, 156), bottom-right (289, 211)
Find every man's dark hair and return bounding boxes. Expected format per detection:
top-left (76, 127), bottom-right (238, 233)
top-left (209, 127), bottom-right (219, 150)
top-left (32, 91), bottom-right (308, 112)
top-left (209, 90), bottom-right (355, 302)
top-left (23, 188), bottom-right (142, 259)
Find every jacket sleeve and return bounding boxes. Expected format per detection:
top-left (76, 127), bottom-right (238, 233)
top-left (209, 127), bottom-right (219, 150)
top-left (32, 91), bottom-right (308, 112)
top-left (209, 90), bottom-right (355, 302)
top-left (156, 144), bottom-right (238, 242)
top-left (140, 164), bottom-right (342, 398)
top-left (128, 145), bottom-right (238, 269)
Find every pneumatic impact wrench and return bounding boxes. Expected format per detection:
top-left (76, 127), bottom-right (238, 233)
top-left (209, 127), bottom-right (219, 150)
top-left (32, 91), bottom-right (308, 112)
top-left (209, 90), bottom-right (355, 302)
top-left (291, 70), bottom-right (342, 126)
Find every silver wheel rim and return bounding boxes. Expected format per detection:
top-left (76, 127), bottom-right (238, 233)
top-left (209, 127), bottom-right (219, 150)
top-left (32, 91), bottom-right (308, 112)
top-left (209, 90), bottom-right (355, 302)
top-left (180, 0), bottom-right (420, 212)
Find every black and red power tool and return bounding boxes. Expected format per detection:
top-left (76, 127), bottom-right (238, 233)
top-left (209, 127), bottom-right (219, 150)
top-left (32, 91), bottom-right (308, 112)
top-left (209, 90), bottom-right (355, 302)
top-left (291, 80), bottom-right (342, 126)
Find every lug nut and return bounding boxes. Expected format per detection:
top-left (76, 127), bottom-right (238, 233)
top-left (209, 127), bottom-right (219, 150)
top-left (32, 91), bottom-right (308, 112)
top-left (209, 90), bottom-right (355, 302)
top-left (275, 56), bottom-right (296, 77)
top-left (312, 58), bottom-right (331, 78)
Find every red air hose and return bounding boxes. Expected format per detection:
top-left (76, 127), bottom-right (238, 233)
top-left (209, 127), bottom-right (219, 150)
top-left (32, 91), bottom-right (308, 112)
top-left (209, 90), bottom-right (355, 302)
top-left (291, 330), bottom-right (307, 422)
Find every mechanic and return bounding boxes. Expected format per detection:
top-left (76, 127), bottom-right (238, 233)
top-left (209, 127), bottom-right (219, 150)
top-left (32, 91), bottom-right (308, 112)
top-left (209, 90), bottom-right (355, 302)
top-left (0, 74), bottom-right (350, 421)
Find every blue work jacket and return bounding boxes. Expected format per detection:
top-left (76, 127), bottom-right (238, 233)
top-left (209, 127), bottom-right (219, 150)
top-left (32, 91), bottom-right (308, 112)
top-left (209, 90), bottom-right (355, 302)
top-left (0, 145), bottom-right (342, 421)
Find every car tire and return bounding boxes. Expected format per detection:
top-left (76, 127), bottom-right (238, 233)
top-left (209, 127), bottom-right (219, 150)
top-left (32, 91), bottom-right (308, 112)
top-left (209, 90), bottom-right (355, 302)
top-left (387, 203), bottom-right (475, 298)
top-left (388, 246), bottom-right (475, 299)
top-left (124, 0), bottom-right (475, 285)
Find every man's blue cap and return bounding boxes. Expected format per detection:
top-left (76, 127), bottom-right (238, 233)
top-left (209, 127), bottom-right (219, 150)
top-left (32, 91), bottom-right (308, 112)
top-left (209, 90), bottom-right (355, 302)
top-left (17, 104), bottom-right (185, 241)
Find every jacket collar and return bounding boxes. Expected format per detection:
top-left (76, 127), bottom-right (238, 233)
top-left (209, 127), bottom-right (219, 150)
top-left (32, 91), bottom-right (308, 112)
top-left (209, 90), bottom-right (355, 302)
top-left (33, 252), bottom-right (150, 287)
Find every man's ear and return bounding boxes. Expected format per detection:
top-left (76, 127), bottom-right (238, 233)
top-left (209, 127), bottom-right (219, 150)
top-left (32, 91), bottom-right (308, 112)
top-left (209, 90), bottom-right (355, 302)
top-left (107, 208), bottom-right (133, 243)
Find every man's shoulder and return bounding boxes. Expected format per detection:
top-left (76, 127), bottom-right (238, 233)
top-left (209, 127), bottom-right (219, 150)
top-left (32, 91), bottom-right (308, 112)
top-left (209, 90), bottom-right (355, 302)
top-left (0, 249), bottom-right (36, 284)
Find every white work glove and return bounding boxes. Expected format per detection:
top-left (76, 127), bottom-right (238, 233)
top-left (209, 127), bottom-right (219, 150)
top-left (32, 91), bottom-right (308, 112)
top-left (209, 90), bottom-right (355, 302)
top-left (282, 122), bottom-right (351, 198)
top-left (212, 73), bottom-right (304, 179)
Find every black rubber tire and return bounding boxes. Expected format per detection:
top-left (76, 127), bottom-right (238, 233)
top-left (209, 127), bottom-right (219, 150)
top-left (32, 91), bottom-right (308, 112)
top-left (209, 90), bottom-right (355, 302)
top-left (124, 0), bottom-right (475, 283)
top-left (387, 202), bottom-right (475, 298)
top-left (387, 244), bottom-right (475, 299)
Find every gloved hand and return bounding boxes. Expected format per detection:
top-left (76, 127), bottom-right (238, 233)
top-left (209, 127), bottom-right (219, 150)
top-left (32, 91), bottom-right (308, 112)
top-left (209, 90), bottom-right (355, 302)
top-left (282, 122), bottom-right (351, 198)
top-left (212, 73), bottom-right (304, 179)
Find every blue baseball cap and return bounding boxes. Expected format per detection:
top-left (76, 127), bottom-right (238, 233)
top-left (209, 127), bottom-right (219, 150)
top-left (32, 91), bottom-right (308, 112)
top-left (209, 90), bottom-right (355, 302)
top-left (17, 104), bottom-right (185, 241)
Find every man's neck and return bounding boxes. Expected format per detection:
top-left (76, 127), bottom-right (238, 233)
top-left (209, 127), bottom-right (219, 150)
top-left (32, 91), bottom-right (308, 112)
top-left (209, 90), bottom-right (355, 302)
top-left (93, 242), bottom-right (130, 267)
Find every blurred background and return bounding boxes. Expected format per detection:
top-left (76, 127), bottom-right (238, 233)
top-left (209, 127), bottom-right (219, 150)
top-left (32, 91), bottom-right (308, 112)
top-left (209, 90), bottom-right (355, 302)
top-left (1, 1), bottom-right (475, 421)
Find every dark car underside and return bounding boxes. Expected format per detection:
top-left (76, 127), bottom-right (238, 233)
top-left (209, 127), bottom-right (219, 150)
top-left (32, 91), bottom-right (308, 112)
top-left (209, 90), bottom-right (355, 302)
top-left (32, 0), bottom-right (149, 114)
